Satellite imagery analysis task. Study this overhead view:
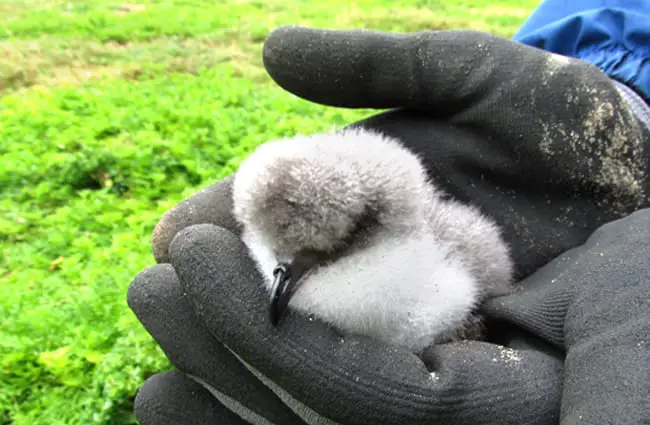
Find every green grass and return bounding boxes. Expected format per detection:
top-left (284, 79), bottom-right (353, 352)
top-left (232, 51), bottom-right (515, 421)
top-left (0, 0), bottom-right (539, 423)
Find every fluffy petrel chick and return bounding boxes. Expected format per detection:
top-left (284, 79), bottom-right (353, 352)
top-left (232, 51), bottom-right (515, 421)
top-left (232, 127), bottom-right (514, 353)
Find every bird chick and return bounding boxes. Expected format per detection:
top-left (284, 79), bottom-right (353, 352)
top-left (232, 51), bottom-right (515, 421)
top-left (232, 127), bottom-right (513, 353)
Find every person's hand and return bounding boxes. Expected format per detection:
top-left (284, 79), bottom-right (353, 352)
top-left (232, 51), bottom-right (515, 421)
top-left (128, 178), bottom-right (564, 425)
top-left (128, 200), bottom-right (650, 425)
top-left (127, 27), bottom-right (650, 425)
top-left (260, 26), bottom-right (650, 280)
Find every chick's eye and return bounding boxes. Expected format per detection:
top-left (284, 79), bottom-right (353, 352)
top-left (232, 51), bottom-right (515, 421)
top-left (282, 195), bottom-right (298, 205)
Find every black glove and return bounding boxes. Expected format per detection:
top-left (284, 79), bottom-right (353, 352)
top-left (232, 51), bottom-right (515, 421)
top-left (128, 27), bottom-right (650, 425)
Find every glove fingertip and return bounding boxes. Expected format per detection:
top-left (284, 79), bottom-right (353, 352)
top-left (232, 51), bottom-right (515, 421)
top-left (262, 26), bottom-right (320, 102)
top-left (152, 176), bottom-right (239, 264)
top-left (168, 222), bottom-right (246, 268)
top-left (135, 371), bottom-right (250, 425)
top-left (126, 264), bottom-right (176, 316)
top-left (262, 25), bottom-right (400, 109)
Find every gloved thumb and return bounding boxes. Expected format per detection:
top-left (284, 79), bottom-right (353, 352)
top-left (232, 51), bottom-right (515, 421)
top-left (262, 26), bottom-right (605, 113)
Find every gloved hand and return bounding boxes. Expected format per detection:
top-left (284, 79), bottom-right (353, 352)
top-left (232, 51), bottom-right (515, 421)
top-left (127, 27), bottom-right (650, 425)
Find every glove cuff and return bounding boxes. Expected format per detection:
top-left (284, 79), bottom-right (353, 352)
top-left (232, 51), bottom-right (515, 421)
top-left (612, 79), bottom-right (650, 129)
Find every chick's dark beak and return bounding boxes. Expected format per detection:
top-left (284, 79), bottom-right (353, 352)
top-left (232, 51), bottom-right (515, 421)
top-left (268, 253), bottom-right (318, 326)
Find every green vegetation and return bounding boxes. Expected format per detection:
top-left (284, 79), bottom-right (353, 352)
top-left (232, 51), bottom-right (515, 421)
top-left (0, 0), bottom-right (539, 423)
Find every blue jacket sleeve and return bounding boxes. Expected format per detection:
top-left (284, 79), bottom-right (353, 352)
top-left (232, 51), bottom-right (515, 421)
top-left (513, 0), bottom-right (650, 104)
